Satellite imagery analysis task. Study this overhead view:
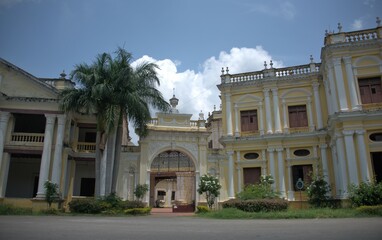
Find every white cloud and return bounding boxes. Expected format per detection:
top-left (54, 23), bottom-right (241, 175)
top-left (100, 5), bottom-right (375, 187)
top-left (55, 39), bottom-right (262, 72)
top-left (249, 1), bottom-right (296, 20)
top-left (0, 0), bottom-right (41, 8)
top-left (352, 19), bottom-right (363, 30)
top-left (363, 0), bottom-right (375, 8)
top-left (129, 47), bottom-right (282, 144)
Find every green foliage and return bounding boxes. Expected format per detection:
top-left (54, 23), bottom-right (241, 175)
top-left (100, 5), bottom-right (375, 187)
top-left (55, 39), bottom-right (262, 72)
top-left (356, 205), bottom-right (382, 216)
top-left (306, 175), bottom-right (332, 208)
top-left (222, 199), bottom-right (288, 212)
top-left (44, 180), bottom-right (60, 208)
top-left (198, 174), bottom-right (221, 209)
top-left (348, 181), bottom-right (382, 207)
top-left (69, 199), bottom-right (103, 214)
top-left (196, 205), bottom-right (210, 213)
top-left (120, 200), bottom-right (145, 209)
top-left (134, 184), bottom-right (149, 201)
top-left (40, 208), bottom-right (60, 215)
top-left (0, 204), bottom-right (32, 215)
top-left (237, 175), bottom-right (278, 200)
top-left (99, 192), bottom-right (122, 208)
top-left (124, 207), bottom-right (151, 215)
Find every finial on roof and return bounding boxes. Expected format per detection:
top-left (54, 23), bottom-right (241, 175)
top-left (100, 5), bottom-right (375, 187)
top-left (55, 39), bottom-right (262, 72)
top-left (60, 70), bottom-right (66, 79)
top-left (199, 110), bottom-right (204, 120)
top-left (377, 17), bottom-right (381, 27)
top-left (264, 61), bottom-right (267, 69)
top-left (221, 67), bottom-right (225, 75)
top-left (169, 92), bottom-right (179, 114)
top-left (310, 55), bottom-right (314, 63)
top-left (325, 29), bottom-right (329, 36)
top-left (214, 105), bottom-right (216, 111)
top-left (337, 22), bottom-right (342, 32)
top-left (226, 67), bottom-right (229, 74)
top-left (270, 60), bottom-right (273, 69)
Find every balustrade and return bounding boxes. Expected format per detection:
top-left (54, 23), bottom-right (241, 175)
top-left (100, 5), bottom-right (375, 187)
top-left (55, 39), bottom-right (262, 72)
top-left (11, 132), bottom-right (44, 143)
top-left (345, 29), bottom-right (378, 42)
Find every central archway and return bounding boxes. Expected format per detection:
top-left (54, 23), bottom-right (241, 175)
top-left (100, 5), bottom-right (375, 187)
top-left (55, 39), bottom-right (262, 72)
top-left (150, 150), bottom-right (195, 210)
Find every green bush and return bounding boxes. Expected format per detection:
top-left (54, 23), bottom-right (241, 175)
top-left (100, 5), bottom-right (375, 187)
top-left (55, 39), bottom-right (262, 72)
top-left (68, 199), bottom-right (103, 214)
top-left (223, 199), bottom-right (288, 212)
top-left (0, 204), bottom-right (32, 215)
top-left (124, 207), bottom-right (151, 215)
top-left (356, 205), bottom-right (382, 216)
top-left (40, 208), bottom-right (60, 215)
top-left (196, 205), bottom-right (210, 213)
top-left (120, 200), bottom-right (145, 209)
top-left (348, 181), bottom-right (382, 207)
top-left (100, 192), bottom-right (122, 209)
top-left (306, 175), bottom-right (332, 208)
top-left (237, 175), bottom-right (278, 200)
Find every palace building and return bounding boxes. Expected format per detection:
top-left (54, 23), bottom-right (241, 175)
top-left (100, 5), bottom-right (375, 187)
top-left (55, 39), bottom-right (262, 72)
top-left (0, 21), bottom-right (381, 210)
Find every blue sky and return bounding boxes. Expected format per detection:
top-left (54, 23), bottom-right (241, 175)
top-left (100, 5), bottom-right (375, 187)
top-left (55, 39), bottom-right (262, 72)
top-left (0, 0), bottom-right (380, 143)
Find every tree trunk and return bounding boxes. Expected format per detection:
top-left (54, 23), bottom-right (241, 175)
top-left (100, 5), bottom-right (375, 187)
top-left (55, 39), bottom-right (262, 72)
top-left (94, 131), bottom-right (102, 197)
top-left (111, 122), bottom-right (122, 193)
top-left (122, 113), bottom-right (129, 146)
top-left (105, 131), bottom-right (117, 195)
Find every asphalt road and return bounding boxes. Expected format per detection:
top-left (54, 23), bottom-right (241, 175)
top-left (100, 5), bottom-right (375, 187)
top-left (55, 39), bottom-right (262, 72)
top-left (1, 215), bottom-right (381, 240)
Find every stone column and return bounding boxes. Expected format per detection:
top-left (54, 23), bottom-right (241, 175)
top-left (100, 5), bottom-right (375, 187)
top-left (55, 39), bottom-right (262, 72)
top-left (319, 144), bottom-right (330, 184)
top-left (234, 104), bottom-right (240, 137)
top-left (195, 171), bottom-right (200, 205)
top-left (0, 152), bottom-right (10, 198)
top-left (327, 63), bottom-right (339, 113)
top-left (333, 58), bottom-right (348, 111)
top-left (236, 151), bottom-right (242, 193)
top-left (356, 130), bottom-right (370, 182)
top-left (282, 100), bottom-right (289, 133)
top-left (258, 102), bottom-right (265, 135)
top-left (343, 56), bottom-right (361, 110)
top-left (261, 149), bottom-right (267, 175)
top-left (272, 88), bottom-right (282, 133)
top-left (36, 114), bottom-right (56, 198)
top-left (276, 148), bottom-right (286, 198)
top-left (330, 143), bottom-right (341, 197)
top-left (263, 89), bottom-right (273, 134)
top-left (0, 112), bottom-right (10, 173)
top-left (51, 115), bottom-right (66, 186)
top-left (336, 134), bottom-right (348, 198)
top-left (267, 148), bottom-right (276, 190)
top-left (145, 170), bottom-right (150, 204)
top-left (227, 151), bottom-right (235, 199)
top-left (307, 97), bottom-right (315, 131)
top-left (287, 163), bottom-right (294, 201)
top-left (343, 130), bottom-right (359, 185)
top-left (312, 83), bottom-right (323, 129)
top-left (323, 80), bottom-right (334, 115)
top-left (225, 93), bottom-right (233, 136)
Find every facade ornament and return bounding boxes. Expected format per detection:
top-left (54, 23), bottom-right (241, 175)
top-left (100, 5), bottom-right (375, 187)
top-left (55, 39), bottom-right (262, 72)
top-left (60, 70), bottom-right (66, 79)
top-left (221, 67), bottom-right (225, 75)
top-left (264, 61), bottom-right (267, 69)
top-left (377, 17), bottom-right (381, 27)
top-left (270, 60), bottom-right (273, 69)
top-left (310, 55), bottom-right (314, 63)
top-left (226, 67), bottom-right (229, 74)
top-left (337, 22), bottom-right (342, 32)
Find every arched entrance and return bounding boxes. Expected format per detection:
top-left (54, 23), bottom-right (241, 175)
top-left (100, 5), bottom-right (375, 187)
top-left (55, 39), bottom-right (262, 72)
top-left (150, 150), bottom-right (195, 211)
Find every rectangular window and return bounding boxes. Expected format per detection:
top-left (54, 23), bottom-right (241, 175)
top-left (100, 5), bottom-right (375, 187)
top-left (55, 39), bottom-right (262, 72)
top-left (358, 77), bottom-right (382, 104)
top-left (292, 165), bottom-right (313, 191)
top-left (80, 178), bottom-right (95, 196)
top-left (243, 167), bottom-right (261, 186)
top-left (288, 105), bottom-right (308, 128)
top-left (240, 110), bottom-right (258, 132)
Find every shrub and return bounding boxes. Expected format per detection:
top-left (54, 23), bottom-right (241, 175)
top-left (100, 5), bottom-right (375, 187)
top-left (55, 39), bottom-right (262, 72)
top-left (40, 208), bottom-right (60, 215)
top-left (120, 200), bottom-right (145, 209)
top-left (197, 175), bottom-right (221, 209)
top-left (134, 184), bottom-right (149, 201)
top-left (124, 207), bottom-right (151, 215)
top-left (196, 205), bottom-right (210, 213)
top-left (237, 175), bottom-right (278, 200)
top-left (306, 175), bottom-right (332, 208)
top-left (222, 199), bottom-right (288, 212)
top-left (44, 180), bottom-right (60, 208)
top-left (348, 181), bottom-right (382, 207)
top-left (0, 204), bottom-right (32, 215)
top-left (68, 199), bottom-right (102, 214)
top-left (356, 205), bottom-right (382, 216)
top-left (100, 192), bottom-right (122, 209)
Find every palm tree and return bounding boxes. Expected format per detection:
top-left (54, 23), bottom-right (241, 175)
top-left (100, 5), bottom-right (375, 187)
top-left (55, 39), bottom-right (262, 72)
top-left (59, 48), bottom-right (169, 196)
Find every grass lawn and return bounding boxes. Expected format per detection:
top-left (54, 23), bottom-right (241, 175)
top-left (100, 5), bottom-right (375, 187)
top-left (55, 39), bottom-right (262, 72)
top-left (197, 207), bottom-right (382, 219)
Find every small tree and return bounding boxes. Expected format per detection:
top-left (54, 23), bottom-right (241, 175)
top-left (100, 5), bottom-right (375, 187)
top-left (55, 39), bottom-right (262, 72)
top-left (306, 175), bottom-right (331, 208)
top-left (237, 175), bottom-right (279, 200)
top-left (134, 184), bottom-right (149, 201)
top-left (348, 181), bottom-right (382, 207)
top-left (197, 174), bottom-right (221, 209)
top-left (44, 180), bottom-right (59, 208)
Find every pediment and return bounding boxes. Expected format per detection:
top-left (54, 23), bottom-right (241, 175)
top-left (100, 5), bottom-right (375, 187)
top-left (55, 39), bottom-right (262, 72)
top-left (0, 59), bottom-right (58, 99)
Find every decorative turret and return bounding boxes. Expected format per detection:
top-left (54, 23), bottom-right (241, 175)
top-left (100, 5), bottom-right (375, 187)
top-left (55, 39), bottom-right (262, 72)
top-left (169, 89), bottom-right (179, 114)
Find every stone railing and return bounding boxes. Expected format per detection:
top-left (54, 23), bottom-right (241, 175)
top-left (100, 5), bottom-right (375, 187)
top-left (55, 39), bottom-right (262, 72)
top-left (230, 71), bottom-right (264, 83)
top-left (148, 118), bottom-right (205, 128)
top-left (288, 127), bottom-right (310, 134)
top-left (325, 27), bottom-right (381, 45)
top-left (275, 64), bottom-right (320, 77)
top-left (72, 142), bottom-right (96, 153)
top-left (148, 118), bottom-right (158, 125)
top-left (11, 132), bottom-right (45, 143)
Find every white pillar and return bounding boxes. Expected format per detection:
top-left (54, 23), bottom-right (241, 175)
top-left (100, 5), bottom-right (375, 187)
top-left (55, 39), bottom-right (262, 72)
top-left (51, 115), bottom-right (66, 186)
top-left (0, 152), bottom-right (10, 198)
top-left (319, 144), bottom-right (330, 184)
top-left (312, 83), bottom-right (323, 129)
top-left (272, 88), bottom-right (282, 133)
top-left (234, 104), bottom-right (240, 137)
top-left (227, 151), bottom-right (234, 199)
top-left (333, 58), bottom-right (349, 111)
top-left (343, 130), bottom-right (359, 185)
top-left (267, 148), bottom-right (276, 190)
top-left (307, 97), bottom-right (315, 131)
top-left (263, 89), bottom-right (273, 134)
top-left (323, 80), bottom-right (334, 115)
top-left (355, 130), bottom-right (370, 182)
top-left (195, 171), bottom-right (200, 205)
top-left (258, 102), bottom-right (265, 135)
top-left (236, 151), bottom-right (242, 193)
top-left (330, 144), bottom-right (341, 197)
top-left (343, 56), bottom-right (361, 110)
top-left (327, 63), bottom-right (339, 113)
top-left (261, 149), bottom-right (267, 175)
top-left (276, 148), bottom-right (286, 198)
top-left (225, 93), bottom-right (233, 136)
top-left (36, 114), bottom-right (56, 198)
top-left (0, 112), bottom-right (10, 173)
top-left (145, 170), bottom-right (150, 204)
top-left (282, 100), bottom-right (289, 133)
top-left (336, 134), bottom-right (348, 198)
top-left (287, 163), bottom-right (294, 200)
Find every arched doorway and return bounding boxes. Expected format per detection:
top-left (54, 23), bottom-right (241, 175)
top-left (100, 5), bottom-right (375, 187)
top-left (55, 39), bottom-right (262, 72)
top-left (150, 150), bottom-right (195, 210)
